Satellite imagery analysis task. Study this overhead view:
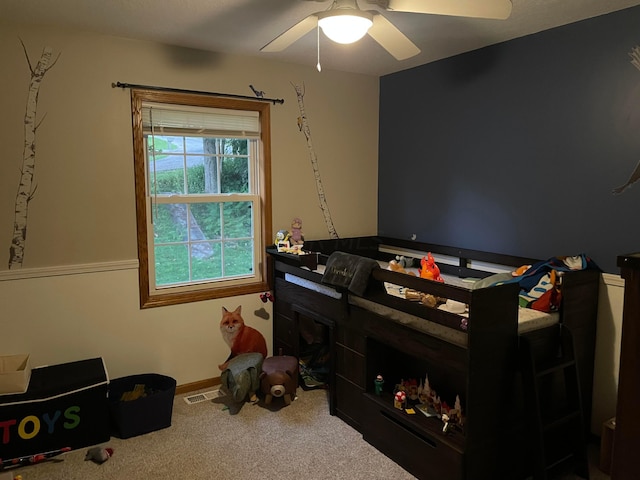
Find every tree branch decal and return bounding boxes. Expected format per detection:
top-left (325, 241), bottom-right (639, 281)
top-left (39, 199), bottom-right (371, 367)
top-left (8, 40), bottom-right (59, 269)
top-left (291, 82), bottom-right (339, 239)
top-left (613, 46), bottom-right (640, 195)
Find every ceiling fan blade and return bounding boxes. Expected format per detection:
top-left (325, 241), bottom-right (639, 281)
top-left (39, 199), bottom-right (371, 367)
top-left (373, 0), bottom-right (512, 20)
top-left (261, 15), bottom-right (318, 52)
top-left (367, 14), bottom-right (420, 60)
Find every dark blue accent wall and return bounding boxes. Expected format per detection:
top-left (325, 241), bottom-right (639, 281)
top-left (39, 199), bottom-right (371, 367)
top-left (378, 6), bottom-right (640, 273)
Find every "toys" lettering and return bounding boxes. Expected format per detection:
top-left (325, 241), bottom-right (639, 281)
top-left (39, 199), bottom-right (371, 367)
top-left (0, 406), bottom-right (81, 444)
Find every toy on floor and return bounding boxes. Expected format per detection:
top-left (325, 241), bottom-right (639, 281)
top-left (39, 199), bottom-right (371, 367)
top-left (220, 352), bottom-right (264, 404)
top-left (1, 447), bottom-right (71, 469)
top-left (84, 446), bottom-right (113, 464)
top-left (260, 354), bottom-right (299, 405)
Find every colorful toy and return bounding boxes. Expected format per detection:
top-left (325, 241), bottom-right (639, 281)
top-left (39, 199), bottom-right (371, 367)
top-left (275, 230), bottom-right (290, 252)
top-left (419, 253), bottom-right (444, 282)
top-left (394, 390), bottom-right (407, 409)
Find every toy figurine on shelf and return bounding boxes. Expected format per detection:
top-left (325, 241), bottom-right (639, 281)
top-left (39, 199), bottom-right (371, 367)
top-left (275, 230), bottom-right (290, 252)
top-left (290, 217), bottom-right (304, 246)
top-left (442, 413), bottom-right (451, 433)
top-left (441, 411), bottom-right (463, 434)
top-left (394, 390), bottom-right (407, 410)
top-left (406, 379), bottom-right (420, 402)
top-left (374, 374), bottom-right (384, 395)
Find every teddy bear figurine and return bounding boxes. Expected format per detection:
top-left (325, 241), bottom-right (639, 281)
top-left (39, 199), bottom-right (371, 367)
top-left (290, 217), bottom-right (304, 246)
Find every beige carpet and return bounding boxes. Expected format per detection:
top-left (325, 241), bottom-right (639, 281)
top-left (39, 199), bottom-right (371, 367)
top-left (10, 387), bottom-right (610, 480)
top-left (12, 388), bottom-right (418, 480)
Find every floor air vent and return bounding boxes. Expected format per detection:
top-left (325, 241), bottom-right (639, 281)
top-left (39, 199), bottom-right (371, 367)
top-left (183, 389), bottom-right (221, 405)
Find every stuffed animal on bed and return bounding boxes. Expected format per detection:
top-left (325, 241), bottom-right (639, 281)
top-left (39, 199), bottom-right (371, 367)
top-left (388, 259), bottom-right (416, 275)
top-left (419, 253), bottom-right (444, 282)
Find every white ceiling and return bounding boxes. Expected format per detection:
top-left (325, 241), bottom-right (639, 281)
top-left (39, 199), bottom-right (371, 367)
top-left (2, 0), bottom-right (640, 76)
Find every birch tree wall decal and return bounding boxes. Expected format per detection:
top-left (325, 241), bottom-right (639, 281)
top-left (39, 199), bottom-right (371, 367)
top-left (8, 40), bottom-right (60, 269)
top-left (613, 45), bottom-right (640, 195)
top-left (292, 82), bottom-right (339, 239)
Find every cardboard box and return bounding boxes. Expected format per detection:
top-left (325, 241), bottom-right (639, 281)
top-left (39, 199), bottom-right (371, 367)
top-left (0, 354), bottom-right (31, 395)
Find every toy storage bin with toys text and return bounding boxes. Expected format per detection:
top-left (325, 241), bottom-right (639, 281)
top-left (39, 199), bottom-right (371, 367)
top-left (108, 373), bottom-right (176, 439)
top-left (0, 357), bottom-right (109, 460)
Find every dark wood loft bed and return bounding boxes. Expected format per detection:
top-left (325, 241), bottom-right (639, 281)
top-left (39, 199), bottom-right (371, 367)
top-left (267, 236), bottom-right (600, 480)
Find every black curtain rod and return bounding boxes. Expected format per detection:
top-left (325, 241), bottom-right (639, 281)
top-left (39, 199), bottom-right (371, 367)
top-left (112, 81), bottom-right (284, 105)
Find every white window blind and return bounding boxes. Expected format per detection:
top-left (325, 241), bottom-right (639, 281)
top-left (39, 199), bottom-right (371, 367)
top-left (142, 102), bottom-right (260, 137)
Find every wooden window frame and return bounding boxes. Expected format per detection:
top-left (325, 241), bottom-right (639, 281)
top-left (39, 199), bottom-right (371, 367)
top-left (131, 89), bottom-right (272, 308)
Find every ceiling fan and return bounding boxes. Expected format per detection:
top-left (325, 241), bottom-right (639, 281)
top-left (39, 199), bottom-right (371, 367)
top-left (261, 0), bottom-right (513, 61)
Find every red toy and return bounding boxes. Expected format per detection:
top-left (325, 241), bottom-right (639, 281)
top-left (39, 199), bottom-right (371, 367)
top-left (394, 390), bottom-right (407, 409)
top-left (419, 253), bottom-right (444, 282)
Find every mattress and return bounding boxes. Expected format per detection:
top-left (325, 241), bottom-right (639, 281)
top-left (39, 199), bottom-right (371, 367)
top-left (349, 296), bottom-right (558, 347)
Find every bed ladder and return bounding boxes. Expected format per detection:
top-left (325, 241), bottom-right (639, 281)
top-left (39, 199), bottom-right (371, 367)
top-left (520, 323), bottom-right (590, 480)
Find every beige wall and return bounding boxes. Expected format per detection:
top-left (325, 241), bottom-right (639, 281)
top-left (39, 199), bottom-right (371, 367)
top-left (0, 23), bottom-right (378, 384)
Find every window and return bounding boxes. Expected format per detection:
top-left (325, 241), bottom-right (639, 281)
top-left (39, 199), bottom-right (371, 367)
top-left (131, 89), bottom-right (272, 308)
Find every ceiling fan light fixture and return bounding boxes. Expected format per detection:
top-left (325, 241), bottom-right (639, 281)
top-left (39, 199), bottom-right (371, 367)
top-left (318, 10), bottom-right (373, 44)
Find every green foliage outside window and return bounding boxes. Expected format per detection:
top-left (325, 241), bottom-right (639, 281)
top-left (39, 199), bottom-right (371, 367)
top-left (151, 163), bottom-right (254, 287)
